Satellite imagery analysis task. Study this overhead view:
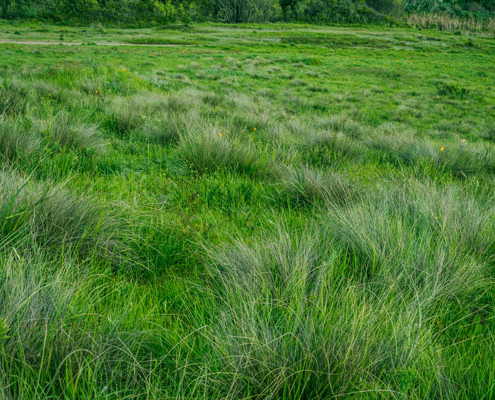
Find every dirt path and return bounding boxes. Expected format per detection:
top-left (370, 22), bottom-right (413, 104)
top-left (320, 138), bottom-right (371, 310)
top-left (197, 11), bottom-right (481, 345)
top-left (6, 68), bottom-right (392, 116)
top-left (0, 39), bottom-right (187, 47)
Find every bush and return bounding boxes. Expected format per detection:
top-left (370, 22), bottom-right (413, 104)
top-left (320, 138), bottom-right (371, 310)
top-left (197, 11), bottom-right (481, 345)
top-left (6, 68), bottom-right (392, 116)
top-left (216, 0), bottom-right (282, 22)
top-left (294, 0), bottom-right (374, 23)
top-left (367, 0), bottom-right (404, 16)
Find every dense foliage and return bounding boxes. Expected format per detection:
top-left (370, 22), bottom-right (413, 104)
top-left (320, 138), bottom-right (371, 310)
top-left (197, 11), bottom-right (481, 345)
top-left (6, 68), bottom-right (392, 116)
top-left (0, 0), bottom-right (493, 24)
top-left (403, 0), bottom-right (495, 16)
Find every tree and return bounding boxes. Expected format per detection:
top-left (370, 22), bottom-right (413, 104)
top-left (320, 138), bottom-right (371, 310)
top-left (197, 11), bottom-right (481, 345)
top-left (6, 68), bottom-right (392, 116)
top-left (216, 0), bottom-right (281, 22)
top-left (366, 0), bottom-right (403, 16)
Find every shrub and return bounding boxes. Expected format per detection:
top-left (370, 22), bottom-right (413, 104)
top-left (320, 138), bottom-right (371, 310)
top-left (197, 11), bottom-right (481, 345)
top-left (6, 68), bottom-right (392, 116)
top-left (367, 0), bottom-right (404, 16)
top-left (293, 0), bottom-right (380, 23)
top-left (216, 0), bottom-right (282, 22)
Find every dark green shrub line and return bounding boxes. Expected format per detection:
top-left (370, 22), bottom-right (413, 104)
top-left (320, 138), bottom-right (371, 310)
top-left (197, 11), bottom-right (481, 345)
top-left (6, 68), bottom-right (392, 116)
top-left (1, 0), bottom-right (493, 26)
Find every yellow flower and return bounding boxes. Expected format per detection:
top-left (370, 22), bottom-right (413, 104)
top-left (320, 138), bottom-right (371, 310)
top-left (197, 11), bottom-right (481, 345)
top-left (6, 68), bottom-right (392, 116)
top-left (254, 128), bottom-right (257, 132)
top-left (95, 90), bottom-right (98, 95)
top-left (440, 147), bottom-right (444, 152)
top-left (123, 67), bottom-right (126, 72)
top-left (218, 132), bottom-right (223, 138)
top-left (461, 139), bottom-right (467, 143)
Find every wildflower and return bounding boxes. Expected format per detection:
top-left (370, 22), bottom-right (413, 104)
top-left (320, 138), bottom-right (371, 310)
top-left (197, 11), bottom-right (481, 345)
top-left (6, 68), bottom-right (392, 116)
top-left (218, 132), bottom-right (223, 138)
top-left (141, 115), bottom-right (147, 120)
top-left (95, 89), bottom-right (98, 95)
top-left (254, 127), bottom-right (257, 132)
top-left (123, 67), bottom-right (126, 72)
top-left (440, 147), bottom-right (445, 152)
top-left (182, 50), bottom-right (186, 54)
top-left (461, 139), bottom-right (467, 143)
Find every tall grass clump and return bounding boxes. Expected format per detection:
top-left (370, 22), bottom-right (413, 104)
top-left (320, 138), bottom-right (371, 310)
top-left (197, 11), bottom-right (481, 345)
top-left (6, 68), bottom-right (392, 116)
top-left (78, 67), bottom-right (144, 96)
top-left (365, 132), bottom-right (495, 176)
top-left (141, 112), bottom-right (192, 145)
top-left (104, 94), bottom-right (165, 135)
top-left (316, 114), bottom-right (365, 139)
top-left (227, 91), bottom-right (276, 133)
top-left (138, 89), bottom-right (207, 144)
top-left (201, 224), bottom-right (455, 398)
top-left (407, 14), bottom-right (495, 33)
top-left (164, 90), bottom-right (201, 113)
top-left (0, 118), bottom-right (41, 164)
top-left (325, 179), bottom-right (495, 393)
top-left (303, 131), bottom-right (366, 166)
top-left (275, 164), bottom-right (358, 207)
top-left (0, 252), bottom-right (78, 399)
top-left (198, 178), bottom-right (494, 398)
top-left (0, 79), bottom-right (32, 116)
top-left (178, 127), bottom-right (268, 176)
top-left (32, 80), bottom-right (72, 105)
top-left (43, 112), bottom-right (105, 152)
top-left (0, 169), bottom-right (123, 262)
top-left (0, 251), bottom-right (175, 399)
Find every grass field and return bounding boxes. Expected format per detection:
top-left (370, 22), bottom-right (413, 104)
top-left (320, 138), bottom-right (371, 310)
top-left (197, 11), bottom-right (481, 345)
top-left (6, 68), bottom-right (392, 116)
top-left (0, 21), bottom-right (494, 399)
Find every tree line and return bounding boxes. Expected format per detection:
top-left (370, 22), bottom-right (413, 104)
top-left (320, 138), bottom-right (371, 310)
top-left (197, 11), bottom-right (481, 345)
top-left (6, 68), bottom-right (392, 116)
top-left (0, 0), bottom-right (493, 25)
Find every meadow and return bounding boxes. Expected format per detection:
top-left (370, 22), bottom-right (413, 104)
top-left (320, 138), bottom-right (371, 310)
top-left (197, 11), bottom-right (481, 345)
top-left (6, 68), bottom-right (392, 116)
top-left (0, 21), bottom-right (494, 399)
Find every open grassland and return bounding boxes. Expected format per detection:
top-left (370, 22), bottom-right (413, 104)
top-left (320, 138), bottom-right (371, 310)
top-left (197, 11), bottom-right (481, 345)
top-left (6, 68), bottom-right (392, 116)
top-left (0, 21), bottom-right (494, 399)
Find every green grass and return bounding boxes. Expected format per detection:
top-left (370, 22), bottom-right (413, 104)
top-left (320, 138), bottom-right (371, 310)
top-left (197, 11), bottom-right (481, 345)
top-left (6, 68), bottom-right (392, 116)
top-left (0, 20), bottom-right (494, 399)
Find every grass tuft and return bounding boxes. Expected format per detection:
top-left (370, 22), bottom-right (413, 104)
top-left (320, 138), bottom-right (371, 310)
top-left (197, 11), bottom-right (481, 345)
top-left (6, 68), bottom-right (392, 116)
top-left (275, 164), bottom-right (358, 207)
top-left (0, 168), bottom-right (123, 262)
top-left (0, 118), bottom-right (41, 164)
top-left (178, 127), bottom-right (268, 176)
top-left (44, 112), bottom-right (105, 152)
top-left (0, 79), bottom-right (32, 116)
